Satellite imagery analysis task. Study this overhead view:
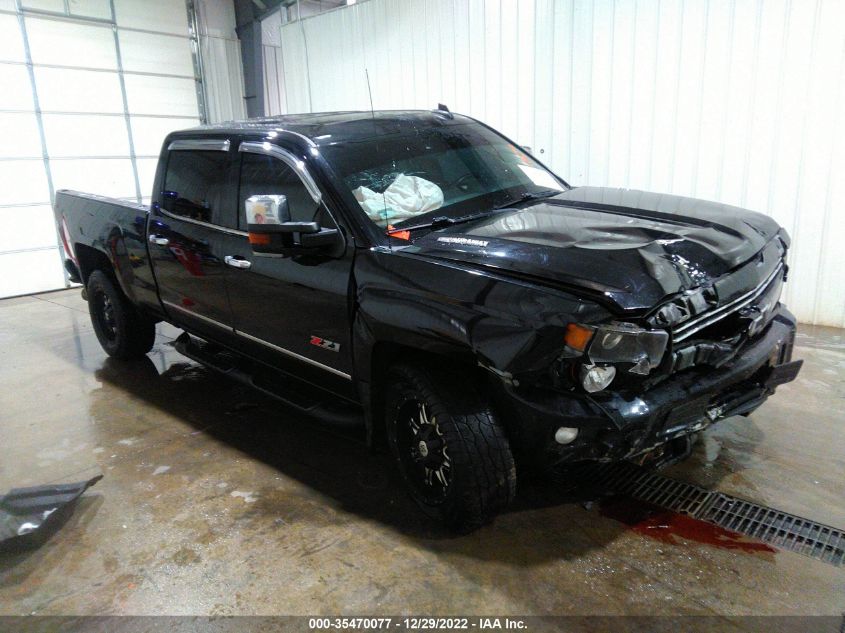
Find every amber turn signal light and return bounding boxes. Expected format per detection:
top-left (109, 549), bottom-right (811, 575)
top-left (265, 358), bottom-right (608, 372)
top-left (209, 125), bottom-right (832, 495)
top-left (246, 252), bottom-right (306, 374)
top-left (248, 232), bottom-right (271, 246)
top-left (564, 323), bottom-right (594, 352)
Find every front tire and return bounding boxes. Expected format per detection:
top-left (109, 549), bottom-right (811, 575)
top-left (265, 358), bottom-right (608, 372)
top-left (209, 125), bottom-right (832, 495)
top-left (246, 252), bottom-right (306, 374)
top-left (386, 363), bottom-right (516, 532)
top-left (87, 270), bottom-right (155, 360)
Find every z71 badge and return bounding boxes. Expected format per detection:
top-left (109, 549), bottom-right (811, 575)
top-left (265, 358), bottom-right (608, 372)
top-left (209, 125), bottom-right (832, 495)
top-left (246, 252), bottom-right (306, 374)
top-left (309, 336), bottom-right (340, 352)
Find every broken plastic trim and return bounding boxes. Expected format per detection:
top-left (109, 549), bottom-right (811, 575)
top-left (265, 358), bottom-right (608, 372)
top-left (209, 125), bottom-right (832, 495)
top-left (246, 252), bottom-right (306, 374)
top-left (0, 474), bottom-right (102, 548)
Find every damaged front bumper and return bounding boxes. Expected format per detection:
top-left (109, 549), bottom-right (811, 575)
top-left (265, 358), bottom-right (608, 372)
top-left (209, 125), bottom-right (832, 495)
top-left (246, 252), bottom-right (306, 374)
top-left (504, 306), bottom-right (802, 465)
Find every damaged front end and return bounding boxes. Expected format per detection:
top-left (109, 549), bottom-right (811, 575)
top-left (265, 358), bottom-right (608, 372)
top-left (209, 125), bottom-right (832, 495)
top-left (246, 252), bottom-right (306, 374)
top-left (498, 247), bottom-right (802, 470)
top-left (505, 306), bottom-right (801, 469)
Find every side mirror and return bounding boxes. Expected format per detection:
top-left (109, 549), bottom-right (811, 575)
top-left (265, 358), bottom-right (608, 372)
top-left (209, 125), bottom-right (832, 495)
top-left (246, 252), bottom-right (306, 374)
top-left (244, 194), bottom-right (341, 256)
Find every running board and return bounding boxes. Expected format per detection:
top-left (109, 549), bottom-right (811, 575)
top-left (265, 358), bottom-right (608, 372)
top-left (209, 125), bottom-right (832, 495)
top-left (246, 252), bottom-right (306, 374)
top-left (173, 333), bottom-right (363, 428)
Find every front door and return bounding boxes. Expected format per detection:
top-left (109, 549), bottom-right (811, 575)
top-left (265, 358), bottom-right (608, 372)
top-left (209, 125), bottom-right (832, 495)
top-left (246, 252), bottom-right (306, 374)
top-left (147, 139), bottom-right (238, 339)
top-left (222, 141), bottom-right (356, 398)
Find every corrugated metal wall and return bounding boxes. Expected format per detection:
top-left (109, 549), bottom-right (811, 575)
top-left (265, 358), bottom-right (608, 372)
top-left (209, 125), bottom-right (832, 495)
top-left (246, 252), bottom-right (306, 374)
top-left (197, 0), bottom-right (246, 123)
top-left (271, 0), bottom-right (845, 327)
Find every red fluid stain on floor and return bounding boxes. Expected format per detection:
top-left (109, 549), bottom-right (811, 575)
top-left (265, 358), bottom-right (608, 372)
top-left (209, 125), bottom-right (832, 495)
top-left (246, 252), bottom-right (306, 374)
top-left (599, 495), bottom-right (776, 554)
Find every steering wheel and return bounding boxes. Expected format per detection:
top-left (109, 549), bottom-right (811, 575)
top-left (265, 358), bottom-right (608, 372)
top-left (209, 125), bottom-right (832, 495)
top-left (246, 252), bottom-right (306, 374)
top-left (445, 173), bottom-right (479, 193)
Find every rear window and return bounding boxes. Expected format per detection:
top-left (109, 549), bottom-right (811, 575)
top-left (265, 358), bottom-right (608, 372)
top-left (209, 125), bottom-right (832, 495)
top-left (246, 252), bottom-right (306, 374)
top-left (162, 149), bottom-right (230, 224)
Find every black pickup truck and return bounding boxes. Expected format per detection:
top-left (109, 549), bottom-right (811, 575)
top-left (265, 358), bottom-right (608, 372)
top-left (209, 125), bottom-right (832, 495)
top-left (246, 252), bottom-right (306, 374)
top-left (55, 109), bottom-right (802, 531)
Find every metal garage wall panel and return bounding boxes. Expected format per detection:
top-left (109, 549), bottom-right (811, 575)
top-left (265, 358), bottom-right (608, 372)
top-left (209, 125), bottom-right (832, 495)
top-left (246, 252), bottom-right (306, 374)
top-left (273, 0), bottom-right (845, 327)
top-left (41, 113), bottom-right (131, 157)
top-left (0, 112), bottom-right (41, 157)
top-left (21, 0), bottom-right (63, 11)
top-left (262, 45), bottom-right (286, 115)
top-left (0, 249), bottom-right (65, 297)
top-left (0, 161), bottom-right (49, 206)
top-left (0, 13), bottom-right (25, 62)
top-left (68, 0), bottom-right (111, 20)
top-left (200, 34), bottom-right (246, 122)
top-left (0, 204), bottom-right (56, 252)
top-left (134, 156), bottom-right (158, 200)
top-left (49, 157), bottom-right (136, 199)
top-left (118, 30), bottom-right (195, 77)
top-left (129, 115), bottom-right (200, 156)
top-left (195, 0), bottom-right (246, 123)
top-left (0, 64), bottom-right (36, 110)
top-left (278, 22), bottom-right (309, 113)
top-left (0, 1), bottom-right (239, 299)
top-left (113, 0), bottom-right (188, 35)
top-left (123, 74), bottom-right (198, 117)
top-left (261, 10), bottom-right (285, 114)
top-left (786, 0), bottom-right (845, 326)
top-left (34, 66), bottom-right (124, 113)
top-left (25, 17), bottom-right (118, 71)
top-left (815, 104), bottom-right (845, 326)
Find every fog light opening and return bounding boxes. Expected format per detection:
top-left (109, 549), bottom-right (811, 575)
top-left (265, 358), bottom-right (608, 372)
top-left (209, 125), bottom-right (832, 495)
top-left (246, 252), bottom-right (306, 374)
top-left (554, 426), bottom-right (579, 445)
top-left (581, 364), bottom-right (616, 393)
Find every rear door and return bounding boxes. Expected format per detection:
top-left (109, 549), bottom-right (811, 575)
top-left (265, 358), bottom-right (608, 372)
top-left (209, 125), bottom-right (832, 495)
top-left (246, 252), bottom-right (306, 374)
top-left (222, 141), bottom-right (356, 398)
top-left (148, 138), bottom-right (239, 339)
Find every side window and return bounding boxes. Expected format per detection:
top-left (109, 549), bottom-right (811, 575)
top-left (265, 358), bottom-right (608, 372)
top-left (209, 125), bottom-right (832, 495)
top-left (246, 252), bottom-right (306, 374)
top-left (162, 149), bottom-right (230, 224)
top-left (237, 152), bottom-right (330, 231)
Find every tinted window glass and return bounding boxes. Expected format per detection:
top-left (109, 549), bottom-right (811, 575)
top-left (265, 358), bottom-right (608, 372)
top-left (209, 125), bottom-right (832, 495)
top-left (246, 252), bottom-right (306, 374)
top-left (237, 152), bottom-right (326, 230)
top-left (162, 149), bottom-right (230, 224)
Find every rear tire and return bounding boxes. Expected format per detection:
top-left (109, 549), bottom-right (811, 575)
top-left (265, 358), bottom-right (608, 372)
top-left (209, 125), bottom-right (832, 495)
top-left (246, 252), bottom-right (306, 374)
top-left (87, 270), bottom-right (155, 360)
top-left (385, 363), bottom-right (517, 532)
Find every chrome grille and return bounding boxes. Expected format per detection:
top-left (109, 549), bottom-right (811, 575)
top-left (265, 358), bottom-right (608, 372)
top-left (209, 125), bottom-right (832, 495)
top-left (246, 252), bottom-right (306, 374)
top-left (673, 263), bottom-right (785, 343)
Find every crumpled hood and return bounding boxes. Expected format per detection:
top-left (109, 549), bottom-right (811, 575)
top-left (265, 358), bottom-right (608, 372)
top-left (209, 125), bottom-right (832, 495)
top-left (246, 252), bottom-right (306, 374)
top-left (408, 186), bottom-right (784, 312)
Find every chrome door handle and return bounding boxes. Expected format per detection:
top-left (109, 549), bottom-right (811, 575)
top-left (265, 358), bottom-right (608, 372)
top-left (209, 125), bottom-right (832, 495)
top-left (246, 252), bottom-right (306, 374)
top-left (148, 234), bottom-right (169, 246)
top-left (224, 255), bottom-right (251, 269)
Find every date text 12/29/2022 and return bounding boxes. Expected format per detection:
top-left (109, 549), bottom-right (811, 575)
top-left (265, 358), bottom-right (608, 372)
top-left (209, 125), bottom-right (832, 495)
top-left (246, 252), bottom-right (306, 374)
top-left (308, 617), bottom-right (528, 630)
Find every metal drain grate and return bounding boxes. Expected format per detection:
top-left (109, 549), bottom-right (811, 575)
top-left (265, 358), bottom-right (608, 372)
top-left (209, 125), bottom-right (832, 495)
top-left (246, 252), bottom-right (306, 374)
top-left (592, 462), bottom-right (714, 517)
top-left (703, 494), bottom-right (845, 566)
top-left (580, 461), bottom-right (845, 567)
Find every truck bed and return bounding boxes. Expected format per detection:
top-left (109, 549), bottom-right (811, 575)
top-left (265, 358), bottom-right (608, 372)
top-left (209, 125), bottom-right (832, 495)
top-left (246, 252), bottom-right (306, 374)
top-left (54, 189), bottom-right (158, 311)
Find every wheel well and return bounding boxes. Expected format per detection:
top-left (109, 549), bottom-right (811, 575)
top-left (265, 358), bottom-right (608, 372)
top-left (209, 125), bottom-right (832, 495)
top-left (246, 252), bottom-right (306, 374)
top-left (75, 244), bottom-right (114, 286)
top-left (368, 342), bottom-right (489, 448)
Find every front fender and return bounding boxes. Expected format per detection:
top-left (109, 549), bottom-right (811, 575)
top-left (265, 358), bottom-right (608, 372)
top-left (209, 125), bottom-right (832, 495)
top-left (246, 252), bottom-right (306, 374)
top-left (353, 248), bottom-right (610, 387)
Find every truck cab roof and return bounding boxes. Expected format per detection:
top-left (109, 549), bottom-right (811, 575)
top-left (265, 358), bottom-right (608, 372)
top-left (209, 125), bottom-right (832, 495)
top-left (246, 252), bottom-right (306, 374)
top-left (175, 110), bottom-right (468, 149)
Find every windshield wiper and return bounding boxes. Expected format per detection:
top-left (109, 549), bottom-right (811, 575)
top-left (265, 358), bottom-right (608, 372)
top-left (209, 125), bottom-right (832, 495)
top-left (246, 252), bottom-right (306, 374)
top-left (493, 189), bottom-right (562, 210)
top-left (385, 190), bottom-right (562, 237)
top-left (386, 210), bottom-right (502, 236)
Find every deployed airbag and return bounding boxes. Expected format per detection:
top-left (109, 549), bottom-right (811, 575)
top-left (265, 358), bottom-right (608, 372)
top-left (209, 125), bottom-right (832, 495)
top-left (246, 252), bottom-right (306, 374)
top-left (353, 174), bottom-right (444, 225)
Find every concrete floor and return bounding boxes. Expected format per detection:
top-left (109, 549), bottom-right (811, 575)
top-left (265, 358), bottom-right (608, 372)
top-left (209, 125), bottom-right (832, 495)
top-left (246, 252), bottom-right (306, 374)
top-left (0, 288), bottom-right (842, 617)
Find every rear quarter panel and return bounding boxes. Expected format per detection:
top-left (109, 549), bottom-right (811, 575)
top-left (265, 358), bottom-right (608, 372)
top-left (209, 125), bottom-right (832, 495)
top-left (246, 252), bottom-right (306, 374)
top-left (55, 190), bottom-right (161, 315)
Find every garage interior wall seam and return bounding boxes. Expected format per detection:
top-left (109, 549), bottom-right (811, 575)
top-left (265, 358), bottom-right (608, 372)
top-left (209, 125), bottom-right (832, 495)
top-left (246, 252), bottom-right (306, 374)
top-left (267, 0), bottom-right (845, 327)
top-left (8, 0), bottom-right (61, 294)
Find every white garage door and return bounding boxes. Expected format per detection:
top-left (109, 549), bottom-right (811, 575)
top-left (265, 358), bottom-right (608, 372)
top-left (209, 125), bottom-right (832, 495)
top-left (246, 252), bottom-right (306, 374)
top-left (0, 0), bottom-right (204, 298)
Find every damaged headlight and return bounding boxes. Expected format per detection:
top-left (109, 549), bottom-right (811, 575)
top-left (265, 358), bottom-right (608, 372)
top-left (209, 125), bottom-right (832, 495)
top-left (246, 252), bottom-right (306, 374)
top-left (565, 322), bottom-right (669, 375)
